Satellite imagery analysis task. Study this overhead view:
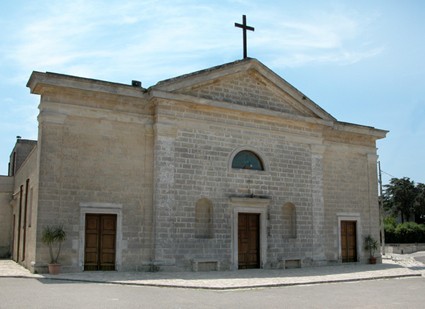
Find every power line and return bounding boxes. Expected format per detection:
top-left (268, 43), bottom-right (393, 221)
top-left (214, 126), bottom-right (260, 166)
top-left (381, 170), bottom-right (396, 178)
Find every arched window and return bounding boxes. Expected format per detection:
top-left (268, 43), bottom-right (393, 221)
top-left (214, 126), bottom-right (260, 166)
top-left (282, 202), bottom-right (297, 238)
top-left (231, 150), bottom-right (264, 171)
top-left (195, 199), bottom-right (213, 239)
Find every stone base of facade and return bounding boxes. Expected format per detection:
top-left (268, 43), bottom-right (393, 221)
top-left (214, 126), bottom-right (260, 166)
top-left (0, 247), bottom-right (10, 259)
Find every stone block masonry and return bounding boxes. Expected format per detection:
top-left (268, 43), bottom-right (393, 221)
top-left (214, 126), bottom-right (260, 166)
top-left (7, 58), bottom-right (385, 273)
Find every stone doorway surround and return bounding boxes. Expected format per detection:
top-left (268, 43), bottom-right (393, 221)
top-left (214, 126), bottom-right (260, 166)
top-left (230, 196), bottom-right (270, 270)
top-left (79, 202), bottom-right (123, 271)
top-left (337, 213), bottom-right (361, 263)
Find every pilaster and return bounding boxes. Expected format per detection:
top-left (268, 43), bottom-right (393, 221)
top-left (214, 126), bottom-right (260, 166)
top-left (310, 144), bottom-right (326, 263)
top-left (366, 153), bottom-right (380, 239)
top-left (152, 122), bottom-right (178, 267)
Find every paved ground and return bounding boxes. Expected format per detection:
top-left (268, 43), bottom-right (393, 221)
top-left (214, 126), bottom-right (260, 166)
top-left (1, 253), bottom-right (425, 290)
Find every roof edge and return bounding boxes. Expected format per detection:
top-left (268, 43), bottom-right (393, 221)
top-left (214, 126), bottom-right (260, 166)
top-left (27, 71), bottom-right (148, 98)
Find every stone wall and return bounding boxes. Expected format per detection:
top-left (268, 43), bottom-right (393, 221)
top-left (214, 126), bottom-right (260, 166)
top-left (10, 145), bottom-right (38, 270)
top-left (24, 60), bottom-right (384, 272)
top-left (153, 101), bottom-right (325, 270)
top-left (8, 139), bottom-right (37, 176)
top-left (177, 71), bottom-right (312, 116)
top-left (151, 98), bottom-right (381, 270)
top-left (0, 176), bottom-right (13, 257)
top-left (33, 90), bottom-right (154, 272)
top-left (322, 146), bottom-right (380, 263)
top-left (384, 244), bottom-right (425, 254)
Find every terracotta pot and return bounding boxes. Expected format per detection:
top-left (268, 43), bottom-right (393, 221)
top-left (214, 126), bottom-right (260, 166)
top-left (369, 257), bottom-right (377, 265)
top-left (48, 263), bottom-right (61, 275)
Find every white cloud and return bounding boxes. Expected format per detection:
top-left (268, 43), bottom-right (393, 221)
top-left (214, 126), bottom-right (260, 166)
top-left (7, 1), bottom-right (230, 81)
top-left (2, 0), bottom-right (384, 87)
top-left (249, 7), bottom-right (383, 68)
top-left (267, 46), bottom-right (384, 68)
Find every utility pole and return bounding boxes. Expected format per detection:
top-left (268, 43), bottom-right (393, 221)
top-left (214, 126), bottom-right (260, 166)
top-left (378, 161), bottom-right (385, 255)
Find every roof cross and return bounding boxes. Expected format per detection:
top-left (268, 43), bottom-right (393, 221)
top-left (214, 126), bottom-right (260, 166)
top-left (234, 15), bottom-right (255, 59)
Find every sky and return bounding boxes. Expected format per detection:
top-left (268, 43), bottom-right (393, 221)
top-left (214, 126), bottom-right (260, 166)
top-left (0, 0), bottom-right (424, 185)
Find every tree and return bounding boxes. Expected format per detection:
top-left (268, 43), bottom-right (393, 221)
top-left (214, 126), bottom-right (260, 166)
top-left (414, 183), bottom-right (425, 224)
top-left (384, 177), bottom-right (417, 223)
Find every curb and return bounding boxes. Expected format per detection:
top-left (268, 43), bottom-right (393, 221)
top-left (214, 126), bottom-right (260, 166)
top-left (6, 272), bottom-right (420, 290)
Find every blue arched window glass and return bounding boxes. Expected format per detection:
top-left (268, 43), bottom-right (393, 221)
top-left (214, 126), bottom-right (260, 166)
top-left (232, 150), bottom-right (264, 171)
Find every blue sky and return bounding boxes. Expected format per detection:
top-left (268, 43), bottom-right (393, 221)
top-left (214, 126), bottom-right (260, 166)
top-left (0, 0), bottom-right (424, 185)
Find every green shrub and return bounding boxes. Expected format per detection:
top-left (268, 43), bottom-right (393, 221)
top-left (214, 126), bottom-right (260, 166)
top-left (385, 220), bottom-right (425, 243)
top-left (384, 216), bottom-right (397, 229)
top-left (384, 216), bottom-right (397, 243)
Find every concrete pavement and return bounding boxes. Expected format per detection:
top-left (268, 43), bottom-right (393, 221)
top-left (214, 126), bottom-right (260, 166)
top-left (1, 254), bottom-right (424, 290)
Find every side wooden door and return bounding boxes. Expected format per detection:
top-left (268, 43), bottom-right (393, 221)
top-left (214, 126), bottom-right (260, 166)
top-left (341, 221), bottom-right (357, 262)
top-left (238, 213), bottom-right (260, 269)
top-left (84, 214), bottom-right (117, 271)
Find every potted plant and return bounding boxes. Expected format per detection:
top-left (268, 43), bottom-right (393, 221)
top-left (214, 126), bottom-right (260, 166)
top-left (364, 235), bottom-right (379, 264)
top-left (41, 225), bottom-right (66, 274)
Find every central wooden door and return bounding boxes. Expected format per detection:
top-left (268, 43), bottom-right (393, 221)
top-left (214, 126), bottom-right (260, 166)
top-left (84, 214), bottom-right (117, 271)
top-left (341, 221), bottom-right (357, 262)
top-left (238, 213), bottom-right (260, 269)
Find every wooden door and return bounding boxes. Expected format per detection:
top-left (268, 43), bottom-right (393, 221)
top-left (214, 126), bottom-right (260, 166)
top-left (238, 213), bottom-right (260, 269)
top-left (84, 214), bottom-right (117, 271)
top-left (341, 221), bottom-right (357, 262)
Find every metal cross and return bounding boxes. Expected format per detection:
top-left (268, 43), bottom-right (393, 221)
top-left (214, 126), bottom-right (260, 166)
top-left (235, 15), bottom-right (255, 59)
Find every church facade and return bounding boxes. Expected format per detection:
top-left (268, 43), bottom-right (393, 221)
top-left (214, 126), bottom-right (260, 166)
top-left (1, 58), bottom-right (387, 273)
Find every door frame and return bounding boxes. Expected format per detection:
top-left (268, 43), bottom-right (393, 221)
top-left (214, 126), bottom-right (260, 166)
top-left (79, 202), bottom-right (122, 271)
top-left (230, 197), bottom-right (270, 270)
top-left (337, 213), bottom-right (361, 263)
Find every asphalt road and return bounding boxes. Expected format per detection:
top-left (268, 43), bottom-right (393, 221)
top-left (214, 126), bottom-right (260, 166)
top-left (412, 253), bottom-right (425, 264)
top-left (1, 276), bottom-right (425, 308)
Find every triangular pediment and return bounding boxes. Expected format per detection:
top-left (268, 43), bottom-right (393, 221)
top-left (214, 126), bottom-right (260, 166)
top-left (152, 58), bottom-right (336, 121)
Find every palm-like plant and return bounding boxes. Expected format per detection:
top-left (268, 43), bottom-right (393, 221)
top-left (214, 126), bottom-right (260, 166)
top-left (364, 235), bottom-right (378, 258)
top-left (41, 225), bottom-right (66, 264)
